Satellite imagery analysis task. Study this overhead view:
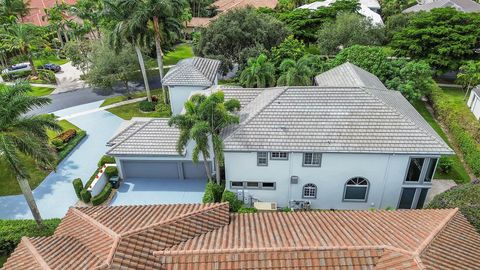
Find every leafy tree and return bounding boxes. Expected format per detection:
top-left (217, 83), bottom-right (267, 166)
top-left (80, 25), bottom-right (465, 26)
top-left (384, 12), bottom-right (411, 41)
top-left (0, 82), bottom-right (61, 227)
top-left (85, 40), bottom-right (138, 92)
top-left (240, 54), bottom-right (276, 88)
top-left (170, 92), bottom-right (240, 184)
top-left (43, 2), bottom-right (71, 48)
top-left (457, 61), bottom-right (480, 100)
top-left (317, 12), bottom-right (386, 54)
top-left (0, 0), bottom-right (29, 23)
top-left (0, 24), bottom-right (48, 76)
top-left (390, 8), bottom-right (480, 73)
top-left (195, 7), bottom-right (288, 74)
top-left (71, 0), bottom-right (104, 39)
top-left (64, 41), bottom-right (92, 74)
top-left (277, 57), bottom-right (314, 86)
top-left (385, 60), bottom-right (434, 101)
top-left (271, 35), bottom-right (306, 68)
top-left (379, 0), bottom-right (415, 19)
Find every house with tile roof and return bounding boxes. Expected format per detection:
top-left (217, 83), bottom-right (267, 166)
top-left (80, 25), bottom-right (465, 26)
top-left (403, 0), bottom-right (480, 13)
top-left (467, 85), bottom-right (480, 119)
top-left (107, 61), bottom-right (452, 210)
top-left (3, 203), bottom-right (480, 269)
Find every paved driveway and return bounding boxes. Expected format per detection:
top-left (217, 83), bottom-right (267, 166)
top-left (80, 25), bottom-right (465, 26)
top-left (110, 178), bottom-right (206, 206)
top-left (0, 101), bottom-right (124, 219)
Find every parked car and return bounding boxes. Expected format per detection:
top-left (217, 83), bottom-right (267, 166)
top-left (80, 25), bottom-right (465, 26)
top-left (38, 63), bottom-right (61, 73)
top-left (2, 62), bottom-right (32, 74)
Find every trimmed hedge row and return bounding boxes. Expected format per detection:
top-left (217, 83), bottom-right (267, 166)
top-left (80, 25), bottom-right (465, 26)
top-left (56, 131), bottom-right (86, 164)
top-left (92, 183), bottom-right (113, 206)
top-left (430, 87), bottom-right (480, 176)
top-left (98, 155), bottom-right (115, 167)
top-left (0, 219), bottom-right (60, 256)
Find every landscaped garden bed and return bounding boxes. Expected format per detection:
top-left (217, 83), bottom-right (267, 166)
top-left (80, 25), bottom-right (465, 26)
top-left (106, 90), bottom-right (171, 120)
top-left (48, 120), bottom-right (87, 165)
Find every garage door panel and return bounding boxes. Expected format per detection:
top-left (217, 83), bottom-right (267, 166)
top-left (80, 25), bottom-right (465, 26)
top-left (183, 162), bottom-right (210, 180)
top-left (123, 160), bottom-right (179, 179)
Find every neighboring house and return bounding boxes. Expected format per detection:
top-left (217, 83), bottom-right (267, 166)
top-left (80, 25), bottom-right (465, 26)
top-left (4, 203), bottom-right (480, 269)
top-left (403, 0), bottom-right (480, 12)
top-left (299, 0), bottom-right (384, 25)
top-left (108, 60), bottom-right (452, 210)
top-left (467, 85), bottom-right (480, 120)
top-left (162, 57), bottom-right (221, 115)
top-left (21, 0), bottom-right (77, 26)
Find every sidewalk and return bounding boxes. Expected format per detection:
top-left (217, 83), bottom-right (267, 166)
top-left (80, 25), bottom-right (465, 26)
top-left (58, 97), bottom-right (145, 120)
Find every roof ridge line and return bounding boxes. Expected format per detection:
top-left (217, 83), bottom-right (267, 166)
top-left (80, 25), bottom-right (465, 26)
top-left (362, 88), bottom-right (451, 151)
top-left (106, 121), bottom-right (141, 146)
top-left (20, 237), bottom-right (52, 270)
top-left (70, 208), bottom-right (119, 239)
top-left (223, 86), bottom-right (289, 142)
top-left (120, 203), bottom-right (229, 237)
top-left (414, 208), bottom-right (459, 256)
top-left (192, 58), bottom-right (216, 84)
top-left (106, 119), bottom-right (153, 155)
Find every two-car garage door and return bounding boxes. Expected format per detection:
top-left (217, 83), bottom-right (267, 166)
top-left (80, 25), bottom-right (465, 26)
top-left (121, 160), bottom-right (209, 180)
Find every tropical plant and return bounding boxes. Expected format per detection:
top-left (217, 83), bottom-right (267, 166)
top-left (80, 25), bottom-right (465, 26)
top-left (270, 35), bottom-right (306, 68)
top-left (239, 54), bottom-right (276, 88)
top-left (43, 2), bottom-right (70, 48)
top-left (71, 0), bottom-right (104, 39)
top-left (277, 57), bottom-right (314, 86)
top-left (457, 61), bottom-right (480, 100)
top-left (0, 82), bottom-right (61, 227)
top-left (0, 0), bottom-right (30, 23)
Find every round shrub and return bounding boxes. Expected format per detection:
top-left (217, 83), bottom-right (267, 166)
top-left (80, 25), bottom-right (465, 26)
top-left (98, 155), bottom-right (115, 167)
top-left (221, 190), bottom-right (243, 212)
top-left (105, 166), bottom-right (118, 178)
top-left (80, 189), bottom-right (91, 203)
top-left (72, 178), bottom-right (83, 199)
top-left (202, 181), bottom-right (224, 203)
top-left (139, 100), bottom-right (156, 112)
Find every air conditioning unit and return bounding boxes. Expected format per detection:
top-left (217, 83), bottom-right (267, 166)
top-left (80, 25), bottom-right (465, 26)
top-left (289, 200), bottom-right (311, 211)
top-left (254, 202), bottom-right (277, 211)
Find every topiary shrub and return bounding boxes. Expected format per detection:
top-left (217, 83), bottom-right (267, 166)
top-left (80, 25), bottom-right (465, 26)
top-left (139, 100), bottom-right (156, 112)
top-left (72, 178), bottom-right (83, 199)
top-left (202, 181), bottom-right (224, 203)
top-left (221, 190), bottom-right (243, 212)
top-left (98, 155), bottom-right (115, 167)
top-left (80, 189), bottom-right (91, 203)
top-left (105, 166), bottom-right (118, 178)
top-left (426, 182), bottom-right (480, 232)
top-left (238, 207), bottom-right (257, 213)
top-left (92, 183), bottom-right (113, 206)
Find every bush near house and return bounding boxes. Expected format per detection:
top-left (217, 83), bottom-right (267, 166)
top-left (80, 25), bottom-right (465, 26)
top-left (80, 189), bottom-right (92, 203)
top-left (221, 190), bottom-right (243, 212)
top-left (202, 182), bottom-right (224, 203)
top-left (0, 219), bottom-right (61, 258)
top-left (92, 183), bottom-right (113, 206)
top-left (427, 181), bottom-right (480, 232)
top-left (72, 178), bottom-right (83, 199)
top-left (105, 167), bottom-right (118, 178)
top-left (84, 167), bottom-right (101, 190)
top-left (139, 100), bottom-right (156, 112)
top-left (98, 155), bottom-right (115, 167)
top-left (238, 207), bottom-right (258, 213)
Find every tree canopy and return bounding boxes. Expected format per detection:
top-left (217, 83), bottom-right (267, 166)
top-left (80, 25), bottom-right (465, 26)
top-left (240, 54), bottom-right (276, 88)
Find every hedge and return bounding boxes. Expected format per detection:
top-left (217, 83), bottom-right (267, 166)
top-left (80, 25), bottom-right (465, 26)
top-left (80, 189), bottom-right (92, 203)
top-left (56, 130), bottom-right (86, 164)
top-left (55, 129), bottom-right (77, 143)
top-left (85, 166), bottom-right (101, 189)
top-left (221, 190), bottom-right (243, 212)
top-left (72, 178), bottom-right (83, 199)
top-left (0, 219), bottom-right (60, 256)
top-left (430, 87), bottom-right (480, 176)
top-left (92, 183), bottom-right (112, 206)
top-left (202, 182), bottom-right (224, 203)
top-left (105, 166), bottom-right (118, 178)
top-left (98, 155), bottom-right (115, 167)
top-left (427, 181), bottom-right (480, 232)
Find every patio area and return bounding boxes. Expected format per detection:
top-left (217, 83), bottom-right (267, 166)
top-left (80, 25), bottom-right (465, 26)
top-left (110, 178), bottom-right (207, 206)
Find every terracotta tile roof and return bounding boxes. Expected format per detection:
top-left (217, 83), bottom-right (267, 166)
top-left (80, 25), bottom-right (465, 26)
top-left (187, 17), bottom-right (214, 28)
top-left (213, 0), bottom-right (279, 11)
top-left (21, 0), bottom-right (77, 26)
top-left (4, 206), bottom-right (480, 270)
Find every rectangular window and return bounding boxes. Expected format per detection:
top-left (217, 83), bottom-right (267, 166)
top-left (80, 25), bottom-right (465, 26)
top-left (230, 181), bottom-right (244, 189)
top-left (245, 182), bottom-right (260, 188)
top-left (303, 153), bottom-right (322, 167)
top-left (261, 182), bottom-right (276, 189)
top-left (416, 188), bottom-right (429, 209)
top-left (270, 152), bottom-right (288, 160)
top-left (344, 186), bottom-right (368, 201)
top-left (405, 158), bottom-right (425, 182)
top-left (424, 158), bottom-right (437, 182)
top-left (398, 188), bottom-right (416, 209)
top-left (257, 152), bottom-right (268, 166)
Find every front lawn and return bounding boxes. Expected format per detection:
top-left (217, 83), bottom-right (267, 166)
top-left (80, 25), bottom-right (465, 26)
top-left (412, 100), bottom-right (470, 183)
top-left (30, 86), bottom-right (54, 96)
top-left (100, 90), bottom-right (164, 107)
top-left (163, 44), bottom-right (194, 66)
top-left (107, 100), bottom-right (171, 120)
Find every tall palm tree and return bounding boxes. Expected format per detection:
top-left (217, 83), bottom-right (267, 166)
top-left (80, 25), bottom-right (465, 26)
top-left (277, 57), bottom-right (314, 86)
top-left (121, 0), bottom-right (187, 103)
top-left (104, 0), bottom-right (152, 101)
top-left (169, 94), bottom-right (212, 179)
top-left (0, 82), bottom-right (61, 227)
top-left (240, 54), bottom-right (276, 88)
top-left (1, 24), bottom-right (48, 76)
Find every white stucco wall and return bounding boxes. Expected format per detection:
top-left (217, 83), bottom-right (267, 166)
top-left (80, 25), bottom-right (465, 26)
top-left (467, 91), bottom-right (480, 120)
top-left (168, 85), bottom-right (207, 115)
top-left (224, 151), bottom-right (436, 210)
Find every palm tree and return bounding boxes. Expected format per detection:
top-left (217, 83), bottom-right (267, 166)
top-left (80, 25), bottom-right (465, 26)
top-left (1, 24), bottom-right (48, 76)
top-left (277, 57), bottom-right (314, 86)
top-left (121, 0), bottom-right (187, 103)
top-left (0, 82), bottom-right (61, 227)
top-left (240, 54), bottom-right (276, 88)
top-left (104, 0), bottom-right (152, 101)
top-left (0, 0), bottom-right (30, 22)
top-left (169, 94), bottom-right (212, 179)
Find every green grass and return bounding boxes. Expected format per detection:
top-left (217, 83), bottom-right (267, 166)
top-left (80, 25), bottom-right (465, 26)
top-left (163, 44), bottom-right (194, 66)
top-left (100, 90), bottom-right (162, 107)
top-left (412, 100), bottom-right (470, 182)
top-left (107, 101), bottom-right (171, 120)
top-left (47, 120), bottom-right (80, 139)
top-left (33, 55), bottom-right (69, 67)
top-left (30, 86), bottom-right (54, 96)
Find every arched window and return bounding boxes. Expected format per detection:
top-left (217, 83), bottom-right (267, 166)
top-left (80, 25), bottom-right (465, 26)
top-left (343, 177), bottom-right (369, 201)
top-left (302, 183), bottom-right (317, 199)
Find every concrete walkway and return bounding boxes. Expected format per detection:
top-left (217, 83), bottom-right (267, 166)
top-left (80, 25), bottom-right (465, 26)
top-left (58, 97), bottom-right (144, 120)
top-left (0, 101), bottom-right (124, 219)
top-left (425, 179), bottom-right (457, 205)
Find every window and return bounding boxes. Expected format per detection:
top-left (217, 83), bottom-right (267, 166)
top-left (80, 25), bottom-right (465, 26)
top-left (231, 181), bottom-right (276, 190)
top-left (257, 152), bottom-right (268, 166)
top-left (416, 188), bottom-right (429, 209)
top-left (405, 158), bottom-right (425, 182)
top-left (303, 153), bottom-right (322, 167)
top-left (302, 183), bottom-right (317, 198)
top-left (343, 177), bottom-right (369, 201)
top-left (424, 158), bottom-right (438, 182)
top-left (230, 182), bottom-right (244, 189)
top-left (246, 182), bottom-right (259, 188)
top-left (261, 182), bottom-right (276, 189)
top-left (271, 152), bottom-right (288, 160)
top-left (398, 187), bottom-right (430, 209)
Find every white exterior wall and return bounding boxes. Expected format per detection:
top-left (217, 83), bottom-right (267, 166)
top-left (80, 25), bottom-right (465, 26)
top-left (467, 91), bottom-right (480, 120)
top-left (224, 151), bottom-right (430, 210)
top-left (168, 85), bottom-right (207, 115)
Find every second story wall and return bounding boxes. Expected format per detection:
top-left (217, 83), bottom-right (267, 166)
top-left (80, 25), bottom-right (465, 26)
top-left (169, 86), bottom-right (206, 115)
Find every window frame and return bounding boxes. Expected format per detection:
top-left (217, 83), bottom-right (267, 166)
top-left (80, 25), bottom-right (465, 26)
top-left (343, 177), bottom-right (370, 202)
top-left (397, 187), bottom-right (430, 209)
top-left (302, 183), bottom-right (317, 199)
top-left (270, 152), bottom-right (289, 160)
top-left (230, 181), bottom-right (276, 190)
top-left (302, 152), bottom-right (322, 167)
top-left (257, 152), bottom-right (268, 166)
top-left (230, 181), bottom-right (244, 189)
top-left (403, 156), bottom-right (439, 185)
